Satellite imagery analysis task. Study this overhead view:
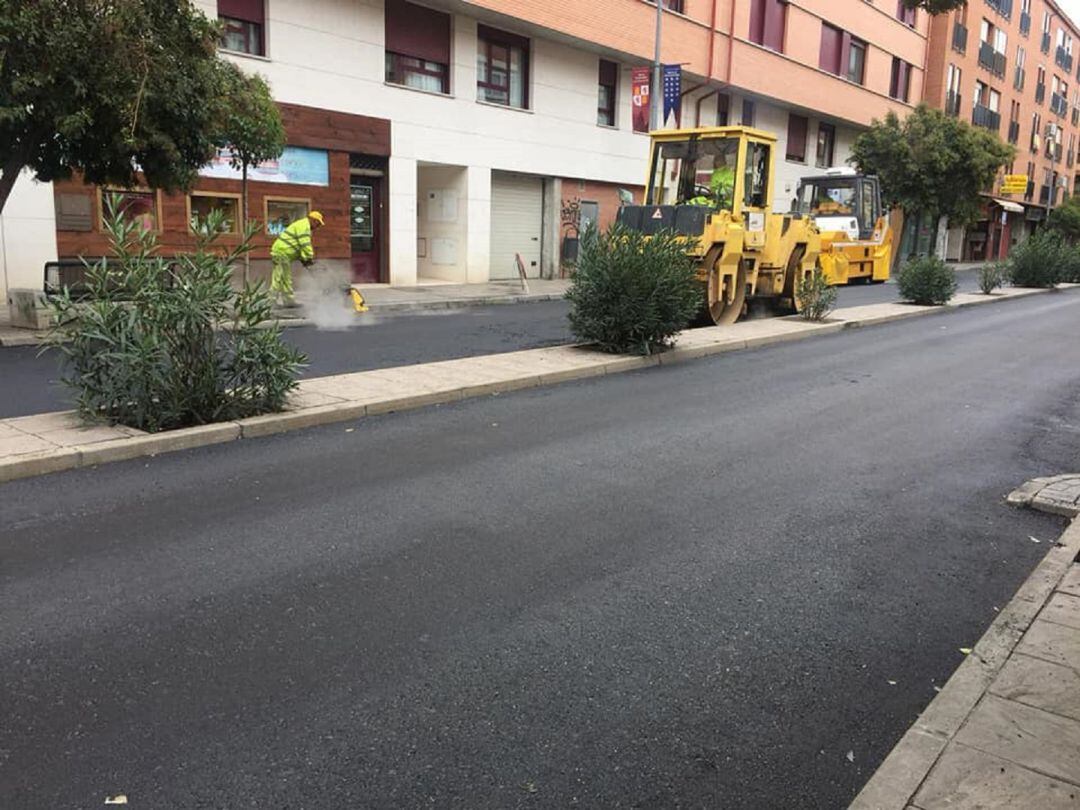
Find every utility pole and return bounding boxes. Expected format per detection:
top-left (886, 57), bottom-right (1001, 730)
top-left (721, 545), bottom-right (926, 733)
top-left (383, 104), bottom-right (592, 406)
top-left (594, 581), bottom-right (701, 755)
top-left (651, 0), bottom-right (663, 131)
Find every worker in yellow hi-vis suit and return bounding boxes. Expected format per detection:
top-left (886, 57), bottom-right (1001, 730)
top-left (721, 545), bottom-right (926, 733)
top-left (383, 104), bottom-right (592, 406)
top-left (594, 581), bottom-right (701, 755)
top-left (270, 211), bottom-right (323, 307)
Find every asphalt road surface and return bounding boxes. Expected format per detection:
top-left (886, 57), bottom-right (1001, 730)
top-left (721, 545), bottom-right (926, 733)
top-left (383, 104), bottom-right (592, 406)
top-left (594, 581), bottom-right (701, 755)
top-left (0, 269), bottom-right (985, 419)
top-left (3, 289), bottom-right (1079, 808)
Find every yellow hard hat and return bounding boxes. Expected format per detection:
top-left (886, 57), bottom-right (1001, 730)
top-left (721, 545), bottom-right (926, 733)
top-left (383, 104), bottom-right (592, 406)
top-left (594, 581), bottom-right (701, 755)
top-left (309, 211), bottom-right (324, 225)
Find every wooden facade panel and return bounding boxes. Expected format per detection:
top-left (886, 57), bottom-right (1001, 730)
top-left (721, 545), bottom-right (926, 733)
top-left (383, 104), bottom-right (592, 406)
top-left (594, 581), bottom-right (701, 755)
top-left (55, 103), bottom-right (391, 262)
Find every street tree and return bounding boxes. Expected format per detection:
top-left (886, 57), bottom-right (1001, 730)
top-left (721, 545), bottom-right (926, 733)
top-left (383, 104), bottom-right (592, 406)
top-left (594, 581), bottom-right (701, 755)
top-left (850, 105), bottom-right (1015, 232)
top-left (216, 65), bottom-right (286, 281)
top-left (1046, 194), bottom-right (1080, 243)
top-left (900, 0), bottom-right (966, 12)
top-left (0, 0), bottom-right (227, 214)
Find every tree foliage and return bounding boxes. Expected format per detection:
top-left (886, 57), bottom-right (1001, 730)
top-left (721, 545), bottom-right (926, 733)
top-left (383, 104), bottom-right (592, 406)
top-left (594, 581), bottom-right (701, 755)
top-left (1046, 194), bottom-right (1080, 243)
top-left (0, 0), bottom-right (229, 213)
top-left (900, 0), bottom-right (966, 12)
top-left (216, 64), bottom-right (285, 181)
top-left (850, 105), bottom-right (1015, 226)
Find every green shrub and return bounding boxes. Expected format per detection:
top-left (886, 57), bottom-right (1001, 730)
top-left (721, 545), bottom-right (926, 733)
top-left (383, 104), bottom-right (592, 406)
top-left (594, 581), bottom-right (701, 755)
top-left (897, 256), bottom-right (958, 305)
top-left (1009, 229), bottom-right (1064, 288)
top-left (566, 224), bottom-right (701, 355)
top-left (795, 265), bottom-right (838, 321)
top-left (977, 261), bottom-right (1010, 294)
top-left (1058, 243), bottom-right (1080, 283)
top-left (45, 198), bottom-right (306, 432)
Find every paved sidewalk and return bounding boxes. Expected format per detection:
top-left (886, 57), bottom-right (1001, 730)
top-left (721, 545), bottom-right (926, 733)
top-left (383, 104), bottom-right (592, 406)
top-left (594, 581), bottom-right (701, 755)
top-left (851, 487), bottom-right (1080, 809)
top-left (0, 279), bottom-right (570, 346)
top-left (0, 286), bottom-right (1066, 484)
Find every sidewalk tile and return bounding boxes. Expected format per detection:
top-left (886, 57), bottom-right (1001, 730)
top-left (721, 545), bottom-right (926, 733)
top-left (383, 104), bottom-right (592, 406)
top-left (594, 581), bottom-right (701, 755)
top-left (1017, 619), bottom-right (1080, 671)
top-left (37, 425), bottom-right (142, 447)
top-left (990, 653), bottom-right (1080, 723)
top-left (1041, 593), bottom-right (1080, 631)
top-left (5, 411), bottom-right (83, 433)
top-left (955, 694), bottom-right (1080, 785)
top-left (1059, 565), bottom-right (1080, 599)
top-left (913, 742), bottom-right (1080, 809)
top-left (0, 432), bottom-right (59, 457)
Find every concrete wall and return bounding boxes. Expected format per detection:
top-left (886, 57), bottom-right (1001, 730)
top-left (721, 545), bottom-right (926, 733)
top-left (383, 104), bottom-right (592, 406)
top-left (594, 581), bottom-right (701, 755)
top-left (1, 171), bottom-right (58, 301)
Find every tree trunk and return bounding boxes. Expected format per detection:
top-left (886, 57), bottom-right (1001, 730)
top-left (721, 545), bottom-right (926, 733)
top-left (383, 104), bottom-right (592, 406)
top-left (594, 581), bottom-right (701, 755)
top-left (0, 152), bottom-right (29, 217)
top-left (242, 162), bottom-right (250, 285)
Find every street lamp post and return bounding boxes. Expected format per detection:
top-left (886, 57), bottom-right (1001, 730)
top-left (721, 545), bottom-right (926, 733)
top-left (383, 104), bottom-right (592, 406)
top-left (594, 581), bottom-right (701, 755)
top-left (651, 0), bottom-right (663, 131)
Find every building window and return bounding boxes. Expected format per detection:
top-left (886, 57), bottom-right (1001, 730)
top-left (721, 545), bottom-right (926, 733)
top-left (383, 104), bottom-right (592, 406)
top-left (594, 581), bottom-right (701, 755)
top-left (749, 0), bottom-right (787, 52)
top-left (717, 93), bottom-right (730, 125)
top-left (385, 0), bottom-right (451, 94)
top-left (890, 57), bottom-right (911, 102)
top-left (847, 38), bottom-right (867, 84)
top-left (896, 1), bottom-right (916, 27)
top-left (102, 189), bottom-right (159, 232)
top-left (264, 197), bottom-right (310, 236)
top-left (218, 0), bottom-right (265, 56)
top-left (741, 98), bottom-right (756, 127)
top-left (816, 123), bottom-right (836, 168)
top-left (477, 25), bottom-right (529, 109)
top-left (946, 63), bottom-right (962, 115)
top-left (786, 114), bottom-right (808, 162)
top-left (598, 59), bottom-right (618, 126)
top-left (188, 193), bottom-right (241, 234)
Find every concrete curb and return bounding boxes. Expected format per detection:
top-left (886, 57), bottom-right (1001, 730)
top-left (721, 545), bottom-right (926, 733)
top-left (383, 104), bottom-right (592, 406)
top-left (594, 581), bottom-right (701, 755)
top-left (0, 285), bottom-right (1075, 485)
top-left (849, 507), bottom-right (1080, 809)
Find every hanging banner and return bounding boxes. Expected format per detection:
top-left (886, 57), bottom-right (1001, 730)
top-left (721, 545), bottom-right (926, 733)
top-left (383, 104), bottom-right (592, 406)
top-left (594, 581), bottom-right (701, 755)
top-left (631, 67), bottom-right (651, 133)
top-left (662, 64), bottom-right (681, 128)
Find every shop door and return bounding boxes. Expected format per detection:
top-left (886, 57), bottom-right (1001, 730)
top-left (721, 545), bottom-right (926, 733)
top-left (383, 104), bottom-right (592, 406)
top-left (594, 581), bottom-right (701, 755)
top-left (350, 179), bottom-right (381, 283)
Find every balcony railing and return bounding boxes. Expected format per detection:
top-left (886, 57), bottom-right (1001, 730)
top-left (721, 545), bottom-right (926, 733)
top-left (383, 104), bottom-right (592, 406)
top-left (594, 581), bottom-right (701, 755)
top-left (1056, 46), bottom-right (1074, 72)
top-left (945, 90), bottom-right (962, 117)
top-left (1042, 31), bottom-right (1052, 53)
top-left (1008, 120), bottom-right (1021, 143)
top-left (1015, 66), bottom-right (1026, 90)
top-left (1069, 149), bottom-right (1075, 168)
top-left (1020, 11), bottom-right (1031, 35)
top-left (977, 42), bottom-right (1007, 77)
top-left (973, 104), bottom-right (1001, 131)
top-left (1073, 107), bottom-right (1079, 126)
top-left (953, 23), bottom-right (968, 53)
top-left (1036, 82), bottom-right (1046, 103)
top-left (1040, 184), bottom-right (1051, 204)
top-left (1051, 93), bottom-right (1069, 116)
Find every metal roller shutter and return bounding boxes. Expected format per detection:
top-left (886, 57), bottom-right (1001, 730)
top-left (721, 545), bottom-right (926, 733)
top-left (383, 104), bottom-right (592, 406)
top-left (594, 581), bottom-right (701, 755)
top-left (490, 172), bottom-right (543, 279)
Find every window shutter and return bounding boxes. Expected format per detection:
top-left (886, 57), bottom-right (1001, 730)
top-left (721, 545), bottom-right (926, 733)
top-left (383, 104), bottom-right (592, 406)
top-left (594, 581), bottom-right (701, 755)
top-left (786, 114), bottom-right (807, 161)
top-left (763, 0), bottom-right (786, 52)
top-left (599, 59), bottom-right (618, 87)
top-left (819, 24), bottom-right (843, 74)
top-left (477, 24), bottom-right (529, 52)
top-left (386, 0), bottom-right (451, 65)
top-left (55, 193), bottom-right (93, 232)
top-left (749, 0), bottom-right (766, 44)
top-left (218, 0), bottom-right (263, 23)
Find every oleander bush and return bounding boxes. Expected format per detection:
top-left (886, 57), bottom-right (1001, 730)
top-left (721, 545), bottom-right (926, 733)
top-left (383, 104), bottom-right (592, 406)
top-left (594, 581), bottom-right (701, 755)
top-left (1009, 229), bottom-right (1065, 288)
top-left (795, 265), bottom-right (838, 321)
top-left (897, 256), bottom-right (958, 305)
top-left (44, 197), bottom-right (306, 432)
top-left (566, 224), bottom-right (701, 355)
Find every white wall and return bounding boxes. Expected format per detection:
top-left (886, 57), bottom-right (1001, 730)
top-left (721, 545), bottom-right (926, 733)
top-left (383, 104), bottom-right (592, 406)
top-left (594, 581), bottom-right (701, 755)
top-left (1, 171), bottom-right (58, 298)
top-left (417, 164), bottom-right (468, 282)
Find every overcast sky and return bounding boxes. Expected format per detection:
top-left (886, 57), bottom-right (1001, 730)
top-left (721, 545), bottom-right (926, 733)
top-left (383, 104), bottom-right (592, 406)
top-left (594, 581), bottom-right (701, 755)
top-left (1058, 0), bottom-right (1080, 27)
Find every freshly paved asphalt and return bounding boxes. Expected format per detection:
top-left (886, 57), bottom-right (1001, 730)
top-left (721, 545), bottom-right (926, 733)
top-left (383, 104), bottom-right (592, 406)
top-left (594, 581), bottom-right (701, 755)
top-left (3, 289), bottom-right (1079, 808)
top-left (0, 270), bottom-right (985, 419)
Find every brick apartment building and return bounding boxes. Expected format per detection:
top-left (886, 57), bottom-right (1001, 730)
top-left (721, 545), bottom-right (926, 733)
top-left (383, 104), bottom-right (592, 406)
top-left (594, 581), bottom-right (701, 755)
top-left (925, 0), bottom-right (1080, 260)
top-left (1, 0), bottom-right (930, 300)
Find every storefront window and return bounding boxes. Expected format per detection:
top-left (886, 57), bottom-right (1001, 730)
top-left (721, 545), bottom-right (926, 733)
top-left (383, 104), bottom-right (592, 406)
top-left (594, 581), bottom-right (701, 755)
top-left (189, 194), bottom-right (241, 233)
top-left (265, 198), bottom-right (310, 236)
top-left (104, 189), bottom-right (158, 231)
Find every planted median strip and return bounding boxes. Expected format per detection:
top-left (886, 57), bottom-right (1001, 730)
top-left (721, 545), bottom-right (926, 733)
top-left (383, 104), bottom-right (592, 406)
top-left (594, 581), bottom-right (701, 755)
top-left (0, 287), bottom-right (1069, 484)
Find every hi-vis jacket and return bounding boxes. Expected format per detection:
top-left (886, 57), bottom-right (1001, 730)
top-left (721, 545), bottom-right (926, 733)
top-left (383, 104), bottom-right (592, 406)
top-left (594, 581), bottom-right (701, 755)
top-left (271, 217), bottom-right (315, 261)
